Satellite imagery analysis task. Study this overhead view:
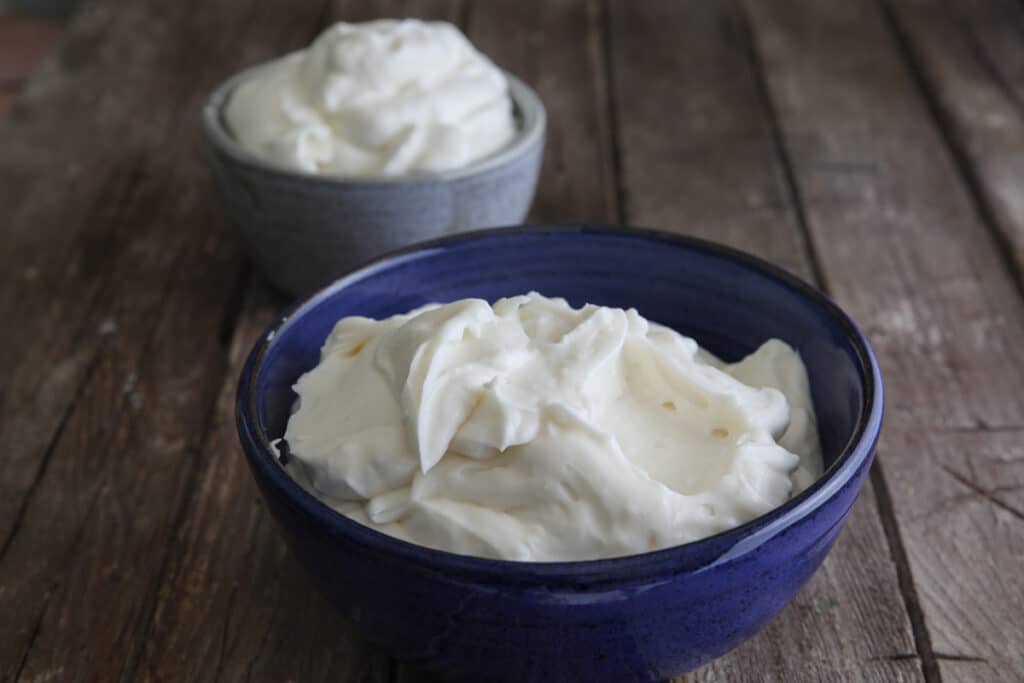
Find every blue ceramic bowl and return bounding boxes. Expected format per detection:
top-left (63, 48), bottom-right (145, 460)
top-left (236, 226), bottom-right (883, 682)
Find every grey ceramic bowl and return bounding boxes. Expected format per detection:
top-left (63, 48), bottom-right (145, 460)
top-left (202, 57), bottom-right (546, 296)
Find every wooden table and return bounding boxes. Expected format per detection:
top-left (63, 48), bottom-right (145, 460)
top-left (3, 1), bottom-right (1023, 681)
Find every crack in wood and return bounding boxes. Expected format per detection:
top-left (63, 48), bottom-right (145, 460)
top-left (218, 264), bottom-right (252, 349)
top-left (0, 150), bottom-right (151, 560)
top-left (0, 349), bottom-right (102, 564)
top-left (941, 0), bottom-right (1024, 119)
top-left (871, 459), bottom-right (942, 683)
top-left (13, 432), bottom-right (124, 683)
top-left (114, 264), bottom-right (265, 683)
top-left (1, 144), bottom-right (165, 592)
top-left (242, 530), bottom-right (280, 683)
top-left (940, 464), bottom-right (1024, 522)
top-left (869, 652), bottom-right (920, 662)
top-left (106, 5), bottom-right (341, 679)
top-left (878, 0), bottom-right (1024, 307)
top-left (117, 275), bottom-right (263, 683)
top-left (933, 652), bottom-right (988, 663)
top-left (733, 0), bottom-right (831, 294)
top-left (938, 424), bottom-right (1024, 434)
top-left (913, 481), bottom-right (1024, 521)
top-left (212, 582), bottom-right (240, 683)
top-left (12, 602), bottom-right (47, 683)
top-left (597, 0), bottom-right (627, 224)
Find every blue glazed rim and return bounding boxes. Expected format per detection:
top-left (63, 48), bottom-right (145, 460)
top-left (236, 225), bottom-right (884, 588)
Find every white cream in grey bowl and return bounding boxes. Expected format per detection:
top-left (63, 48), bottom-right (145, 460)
top-left (203, 19), bottom-right (545, 295)
top-left (226, 20), bottom-right (519, 177)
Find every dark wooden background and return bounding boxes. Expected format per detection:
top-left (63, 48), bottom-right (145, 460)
top-left (2, 1), bottom-right (1023, 681)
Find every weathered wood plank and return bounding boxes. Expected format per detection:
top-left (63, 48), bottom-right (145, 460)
top-left (0, 0), bottom-right (331, 680)
top-left (609, 0), bottom-right (809, 273)
top-left (890, 429), bottom-right (1024, 683)
top-left (468, 0), bottom-right (617, 223)
top-left (930, 0), bottom-right (1024, 109)
top-left (606, 2), bottom-right (921, 681)
top-left (744, 0), bottom-right (1024, 679)
top-left (882, 0), bottom-right (1024, 298)
top-left (8, 204), bottom-right (241, 683)
top-left (0, 0), bottom-right (178, 566)
top-left (134, 284), bottom-right (395, 683)
top-left (0, 0), bottom-right (322, 573)
top-left (744, 0), bottom-right (1024, 429)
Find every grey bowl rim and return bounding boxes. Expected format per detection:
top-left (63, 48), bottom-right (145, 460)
top-left (201, 51), bottom-right (547, 186)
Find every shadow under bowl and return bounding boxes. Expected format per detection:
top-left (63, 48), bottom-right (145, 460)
top-left (236, 225), bottom-right (883, 683)
top-left (203, 59), bottom-right (546, 297)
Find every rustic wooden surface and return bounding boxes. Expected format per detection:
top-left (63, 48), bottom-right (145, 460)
top-left (1, 0), bottom-right (1022, 681)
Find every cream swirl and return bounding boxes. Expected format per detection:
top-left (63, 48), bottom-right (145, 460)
top-left (225, 19), bottom-right (517, 177)
top-left (282, 293), bottom-right (822, 561)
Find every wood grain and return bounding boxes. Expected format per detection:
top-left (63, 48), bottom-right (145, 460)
top-left (608, 0), bottom-right (811, 274)
top-left (744, 0), bottom-right (1024, 680)
top-left (467, 0), bottom-right (617, 223)
top-left (0, 0), bottom-right (179, 568)
top-left (134, 284), bottom-right (398, 683)
top-left (883, 0), bottom-right (1024, 292)
top-left (0, 0), bottom-right (329, 680)
top-left (606, 3), bottom-right (920, 681)
top-left (0, 0), bottom-right (321, 562)
top-left (3, 0), bottom-right (1024, 680)
top-left (888, 429), bottom-right (1024, 683)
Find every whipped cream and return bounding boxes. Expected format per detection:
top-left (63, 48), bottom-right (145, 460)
top-left (225, 19), bottom-right (517, 177)
top-left (282, 293), bottom-right (822, 561)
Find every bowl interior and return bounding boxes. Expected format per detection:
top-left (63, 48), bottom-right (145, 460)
top-left (254, 228), bottom-right (868, 481)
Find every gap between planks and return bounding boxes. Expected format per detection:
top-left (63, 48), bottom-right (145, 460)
top-left (742, 0), bottom-right (1024, 678)
top-left (0, 0), bottom-right (335, 679)
top-left (869, 463), bottom-right (942, 682)
top-left (607, 1), bottom-right (920, 677)
top-left (597, 0), bottom-right (627, 224)
top-left (872, 4), bottom-right (1024, 676)
top-left (0, 350), bottom-right (100, 563)
top-left (117, 265), bottom-right (257, 683)
top-left (736, 1), bottom-right (939, 680)
top-left (877, 0), bottom-right (1024, 313)
top-left (107, 0), bottom-right (336, 676)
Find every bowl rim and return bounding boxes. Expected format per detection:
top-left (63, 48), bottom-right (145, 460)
top-left (202, 53), bottom-right (547, 185)
top-left (236, 225), bottom-right (884, 586)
